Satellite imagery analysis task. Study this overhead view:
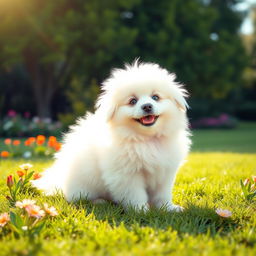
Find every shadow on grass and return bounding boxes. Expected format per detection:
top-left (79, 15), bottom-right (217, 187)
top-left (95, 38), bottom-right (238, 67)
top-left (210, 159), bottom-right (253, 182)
top-left (73, 199), bottom-right (238, 237)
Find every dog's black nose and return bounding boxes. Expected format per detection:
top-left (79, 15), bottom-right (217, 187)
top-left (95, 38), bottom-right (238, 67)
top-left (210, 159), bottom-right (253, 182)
top-left (141, 103), bottom-right (153, 113)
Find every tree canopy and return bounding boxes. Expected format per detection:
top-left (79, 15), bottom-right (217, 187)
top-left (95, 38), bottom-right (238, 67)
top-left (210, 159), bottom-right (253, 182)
top-left (0, 0), bottom-right (248, 118)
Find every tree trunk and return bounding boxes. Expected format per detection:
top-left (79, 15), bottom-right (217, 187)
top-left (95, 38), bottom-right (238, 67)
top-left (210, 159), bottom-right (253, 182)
top-left (32, 64), bottom-right (56, 119)
top-left (23, 49), bottom-right (56, 119)
top-left (33, 79), bottom-right (54, 119)
top-left (23, 48), bottom-right (72, 119)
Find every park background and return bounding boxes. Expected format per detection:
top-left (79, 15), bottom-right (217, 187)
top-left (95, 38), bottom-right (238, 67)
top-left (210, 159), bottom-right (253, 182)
top-left (0, 1), bottom-right (256, 255)
top-left (0, 0), bottom-right (256, 137)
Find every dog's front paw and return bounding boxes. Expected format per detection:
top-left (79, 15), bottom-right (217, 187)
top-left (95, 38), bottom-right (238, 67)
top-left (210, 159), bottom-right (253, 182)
top-left (166, 204), bottom-right (184, 212)
top-left (125, 203), bottom-right (149, 212)
top-left (93, 199), bottom-right (107, 205)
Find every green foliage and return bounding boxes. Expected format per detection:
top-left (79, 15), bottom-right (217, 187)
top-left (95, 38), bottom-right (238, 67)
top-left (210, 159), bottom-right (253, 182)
top-left (122, 0), bottom-right (247, 99)
top-left (239, 7), bottom-right (256, 120)
top-left (0, 0), bottom-right (140, 118)
top-left (58, 78), bottom-right (100, 128)
top-left (0, 67), bottom-right (33, 117)
top-left (240, 177), bottom-right (256, 202)
top-left (0, 0), bottom-right (249, 120)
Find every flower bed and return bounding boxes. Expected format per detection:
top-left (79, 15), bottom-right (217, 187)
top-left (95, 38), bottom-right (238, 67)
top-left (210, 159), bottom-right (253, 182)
top-left (0, 135), bottom-right (62, 158)
top-left (0, 110), bottom-right (62, 137)
top-left (191, 113), bottom-right (238, 129)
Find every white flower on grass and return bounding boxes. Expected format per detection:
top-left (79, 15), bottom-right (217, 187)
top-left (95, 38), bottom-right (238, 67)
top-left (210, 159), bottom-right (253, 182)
top-left (43, 203), bottom-right (58, 216)
top-left (215, 208), bottom-right (232, 218)
top-left (15, 199), bottom-right (36, 209)
top-left (23, 151), bottom-right (32, 159)
top-left (19, 163), bottom-right (33, 171)
top-left (22, 226), bottom-right (28, 231)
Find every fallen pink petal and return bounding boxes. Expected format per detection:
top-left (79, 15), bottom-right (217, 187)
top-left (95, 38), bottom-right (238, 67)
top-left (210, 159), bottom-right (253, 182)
top-left (0, 212), bottom-right (10, 227)
top-left (44, 203), bottom-right (58, 217)
top-left (25, 204), bottom-right (45, 218)
top-left (215, 208), bottom-right (232, 218)
top-left (15, 199), bottom-right (36, 209)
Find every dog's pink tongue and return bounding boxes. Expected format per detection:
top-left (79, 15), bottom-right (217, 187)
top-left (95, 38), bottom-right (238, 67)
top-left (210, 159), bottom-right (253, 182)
top-left (140, 115), bottom-right (155, 125)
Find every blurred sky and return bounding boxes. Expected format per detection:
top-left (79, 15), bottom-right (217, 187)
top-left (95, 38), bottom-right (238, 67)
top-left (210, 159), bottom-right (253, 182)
top-left (236, 0), bottom-right (256, 34)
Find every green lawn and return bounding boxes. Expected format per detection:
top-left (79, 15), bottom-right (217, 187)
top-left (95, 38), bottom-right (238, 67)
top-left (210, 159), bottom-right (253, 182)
top-left (0, 123), bottom-right (255, 255)
top-left (192, 122), bottom-right (256, 153)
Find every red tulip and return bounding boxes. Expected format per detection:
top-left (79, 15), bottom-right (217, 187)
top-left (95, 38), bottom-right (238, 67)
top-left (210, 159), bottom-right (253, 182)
top-left (7, 175), bottom-right (14, 188)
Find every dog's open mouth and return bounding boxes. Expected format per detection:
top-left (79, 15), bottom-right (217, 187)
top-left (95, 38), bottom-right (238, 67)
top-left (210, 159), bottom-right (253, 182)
top-left (134, 115), bottom-right (159, 126)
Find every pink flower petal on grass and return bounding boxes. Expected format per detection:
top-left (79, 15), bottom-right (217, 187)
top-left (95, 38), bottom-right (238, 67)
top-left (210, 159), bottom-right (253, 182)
top-left (0, 213), bottom-right (10, 227)
top-left (15, 199), bottom-right (36, 209)
top-left (25, 204), bottom-right (45, 218)
top-left (216, 208), bottom-right (232, 218)
top-left (44, 203), bottom-right (58, 216)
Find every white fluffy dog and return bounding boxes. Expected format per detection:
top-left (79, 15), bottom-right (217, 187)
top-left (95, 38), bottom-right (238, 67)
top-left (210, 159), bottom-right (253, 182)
top-left (33, 61), bottom-right (191, 212)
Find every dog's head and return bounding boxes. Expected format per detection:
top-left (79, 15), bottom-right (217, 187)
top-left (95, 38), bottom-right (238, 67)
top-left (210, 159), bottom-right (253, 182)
top-left (96, 61), bottom-right (189, 138)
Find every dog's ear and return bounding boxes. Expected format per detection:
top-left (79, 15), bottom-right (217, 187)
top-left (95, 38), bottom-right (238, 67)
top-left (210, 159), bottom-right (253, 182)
top-left (169, 75), bottom-right (189, 112)
top-left (95, 92), bottom-right (116, 121)
top-left (174, 93), bottom-right (189, 112)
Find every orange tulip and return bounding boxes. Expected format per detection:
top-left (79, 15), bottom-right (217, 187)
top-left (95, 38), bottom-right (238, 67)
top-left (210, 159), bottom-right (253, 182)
top-left (33, 173), bottom-right (42, 180)
top-left (1, 151), bottom-right (10, 158)
top-left (24, 139), bottom-right (31, 146)
top-left (54, 142), bottom-right (62, 151)
top-left (36, 135), bottom-right (46, 145)
top-left (17, 170), bottom-right (25, 177)
top-left (28, 137), bottom-right (36, 144)
top-left (48, 136), bottom-right (57, 147)
top-left (4, 138), bottom-right (12, 145)
top-left (49, 136), bottom-right (57, 142)
top-left (13, 140), bottom-right (21, 146)
top-left (48, 141), bottom-right (55, 147)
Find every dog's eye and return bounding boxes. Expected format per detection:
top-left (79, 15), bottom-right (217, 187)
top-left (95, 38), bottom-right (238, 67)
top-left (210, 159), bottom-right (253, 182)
top-left (129, 98), bottom-right (137, 105)
top-left (152, 95), bottom-right (159, 101)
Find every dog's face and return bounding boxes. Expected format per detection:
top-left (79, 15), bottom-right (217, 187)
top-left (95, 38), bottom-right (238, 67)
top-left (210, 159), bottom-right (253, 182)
top-left (121, 93), bottom-right (166, 127)
top-left (97, 62), bottom-right (188, 137)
